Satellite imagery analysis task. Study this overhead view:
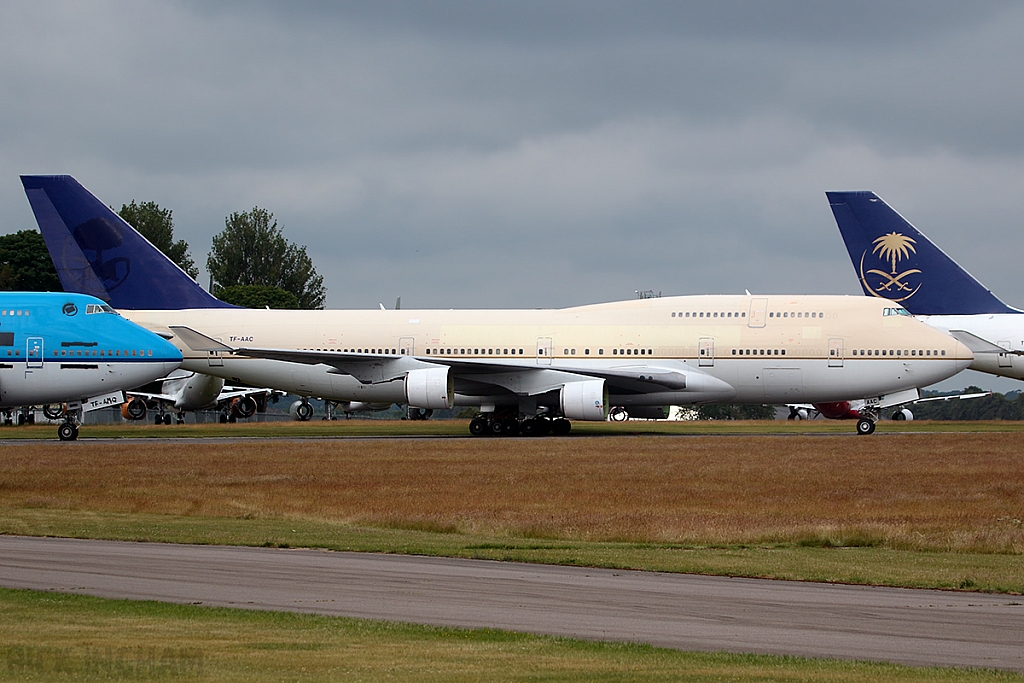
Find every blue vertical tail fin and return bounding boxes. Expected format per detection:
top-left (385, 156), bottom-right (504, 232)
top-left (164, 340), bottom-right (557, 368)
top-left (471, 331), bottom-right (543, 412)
top-left (827, 191), bottom-right (1017, 316)
top-left (20, 175), bottom-right (232, 310)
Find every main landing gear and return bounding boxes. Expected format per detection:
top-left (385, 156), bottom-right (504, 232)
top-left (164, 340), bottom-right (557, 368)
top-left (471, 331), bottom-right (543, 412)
top-left (468, 413), bottom-right (572, 437)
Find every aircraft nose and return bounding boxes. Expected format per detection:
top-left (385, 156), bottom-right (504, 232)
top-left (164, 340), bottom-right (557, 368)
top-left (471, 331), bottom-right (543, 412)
top-left (159, 339), bottom-right (184, 366)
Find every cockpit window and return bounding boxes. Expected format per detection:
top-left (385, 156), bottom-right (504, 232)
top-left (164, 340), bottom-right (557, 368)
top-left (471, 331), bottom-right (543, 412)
top-left (883, 307), bottom-right (912, 317)
top-left (86, 304), bottom-right (118, 315)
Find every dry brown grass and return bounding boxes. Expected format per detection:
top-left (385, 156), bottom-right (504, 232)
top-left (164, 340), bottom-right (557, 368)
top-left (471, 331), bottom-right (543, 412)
top-left (3, 434), bottom-right (1023, 552)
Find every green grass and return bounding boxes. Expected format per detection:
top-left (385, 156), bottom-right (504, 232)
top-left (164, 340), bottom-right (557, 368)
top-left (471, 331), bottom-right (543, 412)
top-left (1, 587), bottom-right (1020, 682)
top-left (3, 509), bottom-right (1021, 594)
top-left (5, 418), bottom-right (1024, 440)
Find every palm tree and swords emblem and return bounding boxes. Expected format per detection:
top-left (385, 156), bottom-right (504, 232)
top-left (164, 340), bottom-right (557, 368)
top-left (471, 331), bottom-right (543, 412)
top-left (858, 232), bottom-right (922, 302)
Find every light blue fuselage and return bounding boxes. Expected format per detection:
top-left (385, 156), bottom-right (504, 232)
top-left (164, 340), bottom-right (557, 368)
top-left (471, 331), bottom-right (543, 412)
top-left (0, 292), bottom-right (181, 406)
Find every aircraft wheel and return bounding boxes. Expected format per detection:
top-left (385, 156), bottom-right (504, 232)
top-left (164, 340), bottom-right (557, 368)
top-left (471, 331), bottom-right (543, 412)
top-left (469, 417), bottom-right (488, 436)
top-left (534, 418), bottom-right (551, 437)
top-left (520, 419), bottom-right (538, 437)
top-left (17, 413), bottom-right (25, 426)
top-left (856, 418), bottom-right (876, 435)
top-left (176, 414), bottom-right (185, 425)
top-left (219, 413), bottom-right (228, 424)
top-left (502, 418), bottom-right (520, 437)
top-left (57, 422), bottom-right (78, 441)
top-left (551, 418), bottom-right (571, 436)
top-left (489, 419), bottom-right (507, 436)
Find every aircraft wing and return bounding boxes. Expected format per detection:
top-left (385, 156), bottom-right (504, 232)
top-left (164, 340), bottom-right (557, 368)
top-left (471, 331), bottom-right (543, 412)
top-left (126, 390), bottom-right (177, 405)
top-left (914, 391), bottom-right (991, 403)
top-left (947, 330), bottom-right (1024, 355)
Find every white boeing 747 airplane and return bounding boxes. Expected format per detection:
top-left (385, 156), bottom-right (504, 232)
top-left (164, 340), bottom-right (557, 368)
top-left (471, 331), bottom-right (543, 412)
top-left (23, 175), bottom-right (973, 435)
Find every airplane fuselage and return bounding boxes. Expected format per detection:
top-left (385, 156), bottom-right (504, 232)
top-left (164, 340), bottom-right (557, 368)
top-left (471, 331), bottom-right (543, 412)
top-left (917, 313), bottom-right (1024, 380)
top-left (0, 293), bottom-right (182, 407)
top-left (123, 294), bottom-right (971, 414)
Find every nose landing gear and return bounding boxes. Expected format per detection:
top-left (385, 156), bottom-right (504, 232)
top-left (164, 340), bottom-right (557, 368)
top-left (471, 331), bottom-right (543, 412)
top-left (856, 417), bottom-right (876, 435)
top-left (856, 407), bottom-right (878, 435)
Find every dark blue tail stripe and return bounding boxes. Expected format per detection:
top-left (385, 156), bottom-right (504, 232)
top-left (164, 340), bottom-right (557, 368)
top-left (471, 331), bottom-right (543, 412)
top-left (21, 175), bottom-right (232, 310)
top-left (827, 191), bottom-right (1018, 316)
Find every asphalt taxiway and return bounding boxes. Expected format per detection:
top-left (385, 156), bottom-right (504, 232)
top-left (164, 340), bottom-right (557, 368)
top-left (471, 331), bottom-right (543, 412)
top-left (0, 536), bottom-right (1021, 671)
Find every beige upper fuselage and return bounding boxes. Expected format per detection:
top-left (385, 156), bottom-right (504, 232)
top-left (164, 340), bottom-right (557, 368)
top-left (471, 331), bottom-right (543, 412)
top-left (122, 294), bottom-right (972, 410)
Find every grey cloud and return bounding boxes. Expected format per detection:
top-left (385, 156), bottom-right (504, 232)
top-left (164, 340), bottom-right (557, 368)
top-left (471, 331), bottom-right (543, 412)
top-left (1, 0), bottom-right (1023, 323)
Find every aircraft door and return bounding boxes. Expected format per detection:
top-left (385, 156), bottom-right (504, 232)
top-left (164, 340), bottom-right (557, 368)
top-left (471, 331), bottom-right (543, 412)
top-left (208, 337), bottom-right (224, 367)
top-left (828, 338), bottom-right (844, 367)
top-left (998, 340), bottom-right (1013, 368)
top-left (698, 337), bottom-right (714, 367)
top-left (748, 298), bottom-right (768, 328)
top-left (536, 337), bottom-right (552, 366)
top-left (400, 337), bottom-right (415, 356)
top-left (26, 337), bottom-right (43, 369)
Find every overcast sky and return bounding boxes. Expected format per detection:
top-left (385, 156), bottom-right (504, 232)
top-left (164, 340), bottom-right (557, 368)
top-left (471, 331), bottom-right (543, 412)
top-left (2, 2), bottom-right (1024, 388)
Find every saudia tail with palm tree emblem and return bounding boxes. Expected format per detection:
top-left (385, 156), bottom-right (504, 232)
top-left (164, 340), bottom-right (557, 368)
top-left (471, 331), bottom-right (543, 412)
top-left (827, 191), bottom-right (1018, 316)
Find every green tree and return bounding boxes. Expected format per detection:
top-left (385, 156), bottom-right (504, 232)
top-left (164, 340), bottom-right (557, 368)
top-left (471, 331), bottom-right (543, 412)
top-left (118, 201), bottom-right (199, 279)
top-left (206, 207), bottom-right (326, 309)
top-left (0, 230), bottom-right (62, 291)
top-left (218, 284), bottom-right (299, 309)
top-left (911, 387), bottom-right (1024, 420)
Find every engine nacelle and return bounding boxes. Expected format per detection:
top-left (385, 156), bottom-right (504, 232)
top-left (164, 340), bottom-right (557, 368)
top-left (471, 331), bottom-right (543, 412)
top-left (289, 400), bottom-right (314, 421)
top-left (42, 403), bottom-right (67, 420)
top-left (891, 408), bottom-right (914, 421)
top-left (405, 367), bottom-right (454, 410)
top-left (121, 397), bottom-right (147, 421)
top-left (230, 396), bottom-right (257, 418)
top-left (560, 379), bottom-right (608, 421)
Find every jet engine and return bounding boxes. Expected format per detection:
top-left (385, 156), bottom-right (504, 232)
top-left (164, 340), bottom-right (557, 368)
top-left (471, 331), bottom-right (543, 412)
top-left (230, 396), bottom-right (257, 419)
top-left (405, 367), bottom-right (453, 410)
top-left (121, 397), bottom-right (147, 420)
top-left (560, 379), bottom-right (608, 421)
